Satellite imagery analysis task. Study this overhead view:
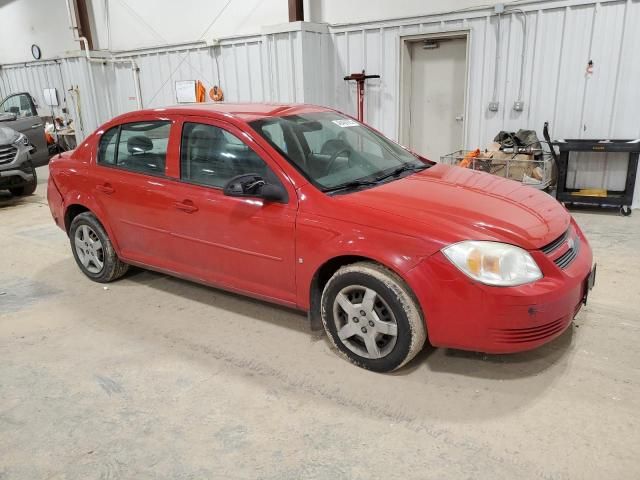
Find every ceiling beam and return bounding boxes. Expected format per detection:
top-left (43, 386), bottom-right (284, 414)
top-left (73, 0), bottom-right (94, 50)
top-left (288, 0), bottom-right (304, 22)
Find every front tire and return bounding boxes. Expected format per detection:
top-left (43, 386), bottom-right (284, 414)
top-left (69, 212), bottom-right (129, 283)
top-left (321, 262), bottom-right (426, 372)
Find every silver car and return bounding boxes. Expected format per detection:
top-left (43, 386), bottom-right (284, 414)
top-left (0, 125), bottom-right (38, 196)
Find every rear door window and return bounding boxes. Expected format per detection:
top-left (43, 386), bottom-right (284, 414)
top-left (97, 121), bottom-right (171, 176)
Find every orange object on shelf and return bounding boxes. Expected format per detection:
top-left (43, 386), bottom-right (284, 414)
top-left (209, 85), bottom-right (224, 102)
top-left (459, 148), bottom-right (480, 168)
top-left (196, 81), bottom-right (206, 103)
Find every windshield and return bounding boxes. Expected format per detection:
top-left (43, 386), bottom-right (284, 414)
top-left (249, 111), bottom-right (428, 192)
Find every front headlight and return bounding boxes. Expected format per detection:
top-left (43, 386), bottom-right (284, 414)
top-left (442, 241), bottom-right (542, 286)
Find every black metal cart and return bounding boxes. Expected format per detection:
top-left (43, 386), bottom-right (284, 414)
top-left (544, 123), bottom-right (638, 216)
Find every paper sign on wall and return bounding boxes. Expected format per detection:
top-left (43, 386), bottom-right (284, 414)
top-left (175, 80), bottom-right (197, 103)
top-left (43, 88), bottom-right (58, 106)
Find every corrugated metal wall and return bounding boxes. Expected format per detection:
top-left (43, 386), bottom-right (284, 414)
top-left (324, 0), bottom-right (640, 206)
top-left (0, 61), bottom-right (70, 123)
top-left (1, 0), bottom-right (638, 206)
top-left (109, 32), bottom-right (304, 112)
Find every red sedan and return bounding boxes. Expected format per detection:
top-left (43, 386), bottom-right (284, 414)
top-left (47, 104), bottom-right (595, 372)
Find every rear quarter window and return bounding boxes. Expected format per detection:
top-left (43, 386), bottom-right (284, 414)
top-left (98, 127), bottom-right (118, 165)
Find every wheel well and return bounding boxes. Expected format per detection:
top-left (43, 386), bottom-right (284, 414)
top-left (308, 255), bottom-right (376, 330)
top-left (64, 204), bottom-right (90, 233)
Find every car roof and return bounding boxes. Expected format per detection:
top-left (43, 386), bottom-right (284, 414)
top-left (114, 103), bottom-right (335, 124)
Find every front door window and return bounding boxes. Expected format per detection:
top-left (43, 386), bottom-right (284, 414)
top-left (0, 93), bottom-right (37, 118)
top-left (180, 122), bottom-right (279, 188)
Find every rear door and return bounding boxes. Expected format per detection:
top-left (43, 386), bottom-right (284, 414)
top-left (162, 116), bottom-right (298, 305)
top-left (0, 93), bottom-right (47, 165)
top-left (90, 118), bottom-right (179, 267)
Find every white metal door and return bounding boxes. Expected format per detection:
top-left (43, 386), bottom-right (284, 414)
top-left (408, 38), bottom-right (467, 161)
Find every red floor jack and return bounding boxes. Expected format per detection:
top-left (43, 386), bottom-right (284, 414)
top-left (343, 70), bottom-right (380, 122)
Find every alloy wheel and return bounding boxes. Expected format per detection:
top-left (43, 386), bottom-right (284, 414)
top-left (332, 285), bottom-right (398, 359)
top-left (74, 224), bottom-right (105, 274)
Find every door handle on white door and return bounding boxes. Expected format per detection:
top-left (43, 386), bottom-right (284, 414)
top-left (455, 115), bottom-right (464, 122)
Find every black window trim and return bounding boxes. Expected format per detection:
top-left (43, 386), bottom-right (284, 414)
top-left (177, 119), bottom-right (285, 194)
top-left (97, 120), bottom-right (171, 179)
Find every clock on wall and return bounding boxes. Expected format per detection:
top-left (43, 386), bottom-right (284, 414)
top-left (31, 44), bottom-right (42, 60)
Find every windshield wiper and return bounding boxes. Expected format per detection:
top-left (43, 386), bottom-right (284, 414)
top-left (373, 163), bottom-right (428, 183)
top-left (322, 179), bottom-right (380, 194)
top-left (322, 163), bottom-right (428, 194)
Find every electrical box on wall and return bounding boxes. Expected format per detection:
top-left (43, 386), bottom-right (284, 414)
top-left (488, 102), bottom-right (499, 112)
top-left (513, 101), bottom-right (524, 111)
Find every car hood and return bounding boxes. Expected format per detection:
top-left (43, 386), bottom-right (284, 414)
top-left (0, 126), bottom-right (19, 145)
top-left (336, 164), bottom-right (570, 250)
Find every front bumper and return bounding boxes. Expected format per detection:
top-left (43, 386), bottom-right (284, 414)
top-left (406, 220), bottom-right (593, 353)
top-left (0, 145), bottom-right (34, 188)
top-left (0, 168), bottom-right (35, 188)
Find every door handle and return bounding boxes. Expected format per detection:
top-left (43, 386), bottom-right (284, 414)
top-left (31, 123), bottom-right (43, 128)
top-left (455, 115), bottom-right (464, 122)
top-left (174, 200), bottom-right (198, 213)
top-left (96, 183), bottom-right (115, 194)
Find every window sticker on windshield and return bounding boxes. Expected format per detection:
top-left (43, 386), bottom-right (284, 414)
top-left (332, 119), bottom-right (359, 128)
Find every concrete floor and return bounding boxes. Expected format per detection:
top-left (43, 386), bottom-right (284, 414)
top-left (1, 166), bottom-right (639, 479)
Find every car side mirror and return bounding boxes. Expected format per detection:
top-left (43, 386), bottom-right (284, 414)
top-left (0, 112), bottom-right (17, 122)
top-left (223, 173), bottom-right (287, 203)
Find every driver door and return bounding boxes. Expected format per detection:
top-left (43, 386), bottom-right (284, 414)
top-left (164, 117), bottom-right (298, 306)
top-left (0, 93), bottom-right (48, 166)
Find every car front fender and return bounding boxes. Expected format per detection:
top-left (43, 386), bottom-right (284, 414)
top-left (295, 213), bottom-right (432, 310)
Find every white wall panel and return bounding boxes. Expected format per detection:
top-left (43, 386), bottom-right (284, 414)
top-left (0, 0), bottom-right (78, 64)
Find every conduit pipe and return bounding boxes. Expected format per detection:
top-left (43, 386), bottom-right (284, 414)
top-left (510, 8), bottom-right (528, 109)
top-left (489, 12), bottom-right (501, 111)
top-left (65, 0), bottom-right (143, 128)
top-left (64, 0), bottom-right (100, 127)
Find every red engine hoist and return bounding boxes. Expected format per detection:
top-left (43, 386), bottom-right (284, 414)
top-left (343, 70), bottom-right (380, 123)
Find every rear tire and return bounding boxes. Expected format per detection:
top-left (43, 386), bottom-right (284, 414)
top-left (321, 262), bottom-right (426, 372)
top-left (9, 167), bottom-right (37, 196)
top-left (69, 212), bottom-right (129, 283)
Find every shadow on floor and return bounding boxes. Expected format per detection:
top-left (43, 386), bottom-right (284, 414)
top-left (28, 257), bottom-right (578, 420)
top-left (120, 266), bottom-right (575, 382)
top-left (119, 267), bottom-right (310, 335)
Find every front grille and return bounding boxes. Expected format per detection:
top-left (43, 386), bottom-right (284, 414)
top-left (540, 228), bottom-right (579, 269)
top-left (490, 316), bottom-right (569, 344)
top-left (541, 230), bottom-right (568, 254)
top-left (0, 144), bottom-right (17, 165)
top-left (554, 236), bottom-right (580, 269)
